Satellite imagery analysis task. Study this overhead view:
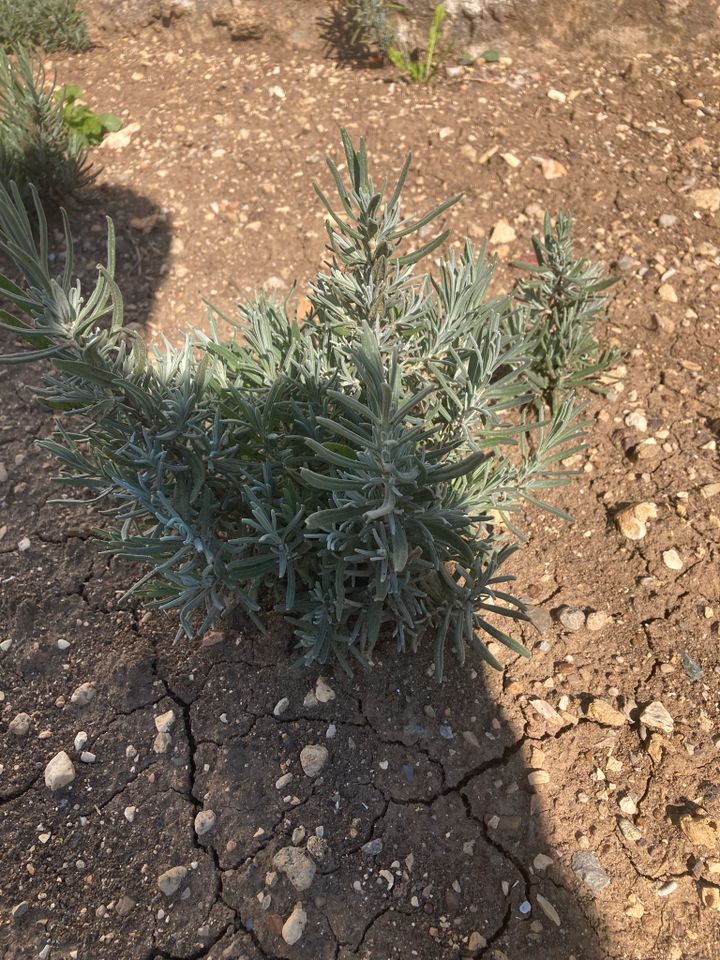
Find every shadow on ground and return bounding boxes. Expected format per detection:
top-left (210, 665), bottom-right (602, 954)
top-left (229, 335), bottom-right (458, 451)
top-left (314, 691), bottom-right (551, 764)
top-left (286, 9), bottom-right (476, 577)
top-left (64, 182), bottom-right (172, 329)
top-left (316, 3), bottom-right (388, 70)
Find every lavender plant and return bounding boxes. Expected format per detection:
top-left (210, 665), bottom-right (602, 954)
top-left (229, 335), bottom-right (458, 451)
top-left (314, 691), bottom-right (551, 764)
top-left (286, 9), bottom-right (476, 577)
top-left (507, 213), bottom-right (620, 402)
top-left (0, 0), bottom-right (90, 53)
top-left (0, 132), bottom-right (611, 679)
top-left (0, 47), bottom-right (93, 202)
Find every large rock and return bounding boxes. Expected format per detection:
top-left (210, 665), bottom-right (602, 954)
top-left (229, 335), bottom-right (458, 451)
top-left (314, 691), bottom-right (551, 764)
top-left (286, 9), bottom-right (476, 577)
top-left (84, 0), bottom-right (718, 53)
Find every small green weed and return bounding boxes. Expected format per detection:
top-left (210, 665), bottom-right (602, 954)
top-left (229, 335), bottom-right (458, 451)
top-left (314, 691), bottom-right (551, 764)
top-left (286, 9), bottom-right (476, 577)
top-left (57, 84), bottom-right (121, 147)
top-left (387, 4), bottom-right (447, 83)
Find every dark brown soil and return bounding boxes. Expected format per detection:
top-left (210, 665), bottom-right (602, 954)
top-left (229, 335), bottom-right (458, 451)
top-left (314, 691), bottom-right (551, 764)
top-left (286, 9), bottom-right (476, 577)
top-left (1, 6), bottom-right (719, 960)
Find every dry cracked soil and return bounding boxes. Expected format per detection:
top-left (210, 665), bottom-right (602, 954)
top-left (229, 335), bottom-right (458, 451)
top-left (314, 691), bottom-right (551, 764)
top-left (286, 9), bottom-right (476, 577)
top-left (1, 4), bottom-right (720, 960)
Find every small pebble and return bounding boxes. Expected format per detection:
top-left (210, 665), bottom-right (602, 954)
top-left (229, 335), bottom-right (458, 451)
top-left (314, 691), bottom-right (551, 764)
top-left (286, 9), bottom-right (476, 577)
top-left (468, 932), bottom-right (487, 951)
top-left (70, 682), bottom-right (96, 707)
top-left (157, 866), bottom-right (187, 897)
top-left (557, 606), bottom-right (586, 632)
top-left (639, 700), bottom-right (674, 734)
top-left (535, 892), bottom-right (561, 926)
top-left (586, 611), bottom-right (611, 632)
top-left (571, 851), bottom-right (610, 893)
top-left (8, 712), bottom-right (31, 737)
top-left (154, 709), bottom-right (175, 734)
top-left (618, 819), bottom-right (642, 842)
top-left (700, 885), bottom-right (720, 911)
top-left (300, 744), bottom-right (328, 778)
top-left (44, 751), bottom-right (75, 791)
top-left (662, 548), bottom-right (683, 571)
top-left (490, 219), bottom-right (516, 245)
top-left (194, 810), bottom-right (216, 836)
top-left (306, 835), bottom-right (328, 861)
top-left (361, 838), bottom-right (383, 856)
top-left (585, 700), bottom-right (627, 727)
top-left (679, 650), bottom-right (702, 681)
top-left (273, 697), bottom-right (289, 717)
top-left (657, 880), bottom-right (677, 897)
top-left (528, 770), bottom-right (550, 787)
top-left (282, 902), bottom-right (307, 945)
top-left (11, 901), bottom-right (29, 920)
top-left (273, 847), bottom-right (316, 890)
top-left (315, 677), bottom-right (335, 703)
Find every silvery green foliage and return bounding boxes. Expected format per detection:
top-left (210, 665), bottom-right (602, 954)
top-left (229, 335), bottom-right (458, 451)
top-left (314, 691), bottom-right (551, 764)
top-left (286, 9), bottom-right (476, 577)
top-left (0, 47), bottom-right (91, 202)
top-left (0, 0), bottom-right (90, 53)
top-left (0, 132), bottom-right (607, 680)
top-left (342, 0), bottom-right (398, 56)
top-left (507, 213), bottom-right (620, 401)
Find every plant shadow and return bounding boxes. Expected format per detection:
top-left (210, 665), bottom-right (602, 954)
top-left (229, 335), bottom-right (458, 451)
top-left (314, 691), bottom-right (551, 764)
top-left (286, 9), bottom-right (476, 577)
top-left (157, 610), bottom-right (613, 959)
top-left (316, 3), bottom-right (387, 70)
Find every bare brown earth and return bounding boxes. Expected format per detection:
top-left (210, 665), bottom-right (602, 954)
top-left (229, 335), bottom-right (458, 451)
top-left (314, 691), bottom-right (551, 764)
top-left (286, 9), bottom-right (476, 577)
top-left (1, 6), bottom-right (720, 960)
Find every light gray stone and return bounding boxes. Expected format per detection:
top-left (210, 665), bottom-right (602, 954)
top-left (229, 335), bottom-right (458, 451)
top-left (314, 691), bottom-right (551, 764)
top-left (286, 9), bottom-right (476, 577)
top-left (571, 851), bottom-right (610, 893)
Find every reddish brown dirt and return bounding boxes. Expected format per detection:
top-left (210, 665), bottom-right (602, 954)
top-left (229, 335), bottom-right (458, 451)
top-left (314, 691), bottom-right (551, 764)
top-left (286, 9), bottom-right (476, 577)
top-left (1, 8), bottom-right (719, 960)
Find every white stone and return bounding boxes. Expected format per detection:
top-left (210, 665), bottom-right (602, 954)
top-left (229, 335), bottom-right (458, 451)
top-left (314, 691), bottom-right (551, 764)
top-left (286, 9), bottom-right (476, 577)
top-left (315, 677), bottom-right (335, 703)
top-left (691, 188), bottom-right (720, 212)
top-left (662, 549), bottom-right (683, 571)
top-left (490, 219), bottom-right (516, 245)
top-left (282, 902), bottom-right (307, 945)
top-left (153, 731), bottom-right (172, 754)
top-left (44, 751), bottom-right (76, 791)
top-left (70, 683), bottom-right (96, 707)
top-left (640, 700), bottom-right (674, 734)
top-left (273, 697), bottom-right (289, 717)
top-left (154, 709), bottom-right (176, 733)
top-left (101, 122), bottom-right (141, 151)
top-left (194, 810), bottom-right (216, 836)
